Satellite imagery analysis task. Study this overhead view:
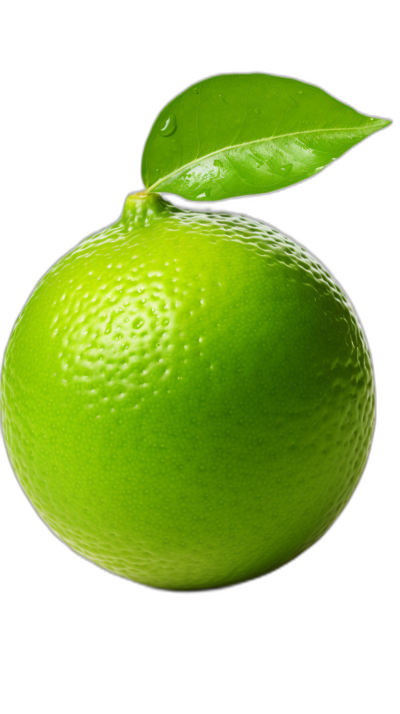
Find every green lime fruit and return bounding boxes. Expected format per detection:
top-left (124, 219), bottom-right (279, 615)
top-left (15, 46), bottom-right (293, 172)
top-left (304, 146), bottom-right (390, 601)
top-left (1, 193), bottom-right (375, 590)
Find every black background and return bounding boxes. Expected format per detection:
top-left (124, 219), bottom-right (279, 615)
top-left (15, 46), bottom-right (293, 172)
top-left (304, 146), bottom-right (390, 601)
top-left (1, 22), bottom-right (396, 637)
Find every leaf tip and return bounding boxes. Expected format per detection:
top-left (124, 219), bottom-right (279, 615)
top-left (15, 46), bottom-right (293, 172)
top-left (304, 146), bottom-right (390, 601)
top-left (370, 116), bottom-right (392, 130)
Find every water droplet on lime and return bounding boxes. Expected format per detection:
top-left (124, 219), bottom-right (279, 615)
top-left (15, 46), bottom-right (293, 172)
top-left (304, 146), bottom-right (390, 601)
top-left (132, 317), bottom-right (145, 329)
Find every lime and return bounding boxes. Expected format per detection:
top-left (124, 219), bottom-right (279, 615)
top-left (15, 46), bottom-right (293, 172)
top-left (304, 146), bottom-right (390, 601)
top-left (1, 193), bottom-right (375, 590)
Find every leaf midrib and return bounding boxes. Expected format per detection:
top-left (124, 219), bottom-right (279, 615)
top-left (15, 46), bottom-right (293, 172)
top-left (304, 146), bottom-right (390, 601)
top-left (145, 122), bottom-right (384, 193)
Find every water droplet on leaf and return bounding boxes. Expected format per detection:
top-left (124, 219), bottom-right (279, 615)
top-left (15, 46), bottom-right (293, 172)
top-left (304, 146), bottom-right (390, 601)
top-left (214, 159), bottom-right (223, 177)
top-left (285, 95), bottom-right (298, 108)
top-left (254, 107), bottom-right (261, 114)
top-left (281, 164), bottom-right (293, 174)
top-left (196, 188), bottom-right (211, 199)
top-left (159, 114), bottom-right (177, 137)
top-left (298, 89), bottom-right (304, 95)
top-left (193, 88), bottom-right (199, 94)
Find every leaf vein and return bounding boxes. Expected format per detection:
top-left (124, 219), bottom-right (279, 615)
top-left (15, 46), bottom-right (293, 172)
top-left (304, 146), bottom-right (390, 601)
top-left (146, 124), bottom-right (384, 193)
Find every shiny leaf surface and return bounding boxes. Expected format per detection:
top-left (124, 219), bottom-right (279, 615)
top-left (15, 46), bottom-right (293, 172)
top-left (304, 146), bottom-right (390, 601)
top-left (142, 74), bottom-right (390, 201)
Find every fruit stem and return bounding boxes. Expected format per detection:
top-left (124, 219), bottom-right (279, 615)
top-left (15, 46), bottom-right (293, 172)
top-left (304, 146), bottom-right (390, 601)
top-left (121, 191), bottom-right (169, 226)
top-left (132, 190), bottom-right (152, 198)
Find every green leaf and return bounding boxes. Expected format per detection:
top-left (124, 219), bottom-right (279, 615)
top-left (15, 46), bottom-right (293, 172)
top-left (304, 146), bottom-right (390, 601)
top-left (141, 73), bottom-right (391, 201)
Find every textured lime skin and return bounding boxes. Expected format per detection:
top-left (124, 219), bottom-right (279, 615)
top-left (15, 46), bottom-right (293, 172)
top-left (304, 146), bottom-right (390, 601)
top-left (1, 193), bottom-right (375, 590)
